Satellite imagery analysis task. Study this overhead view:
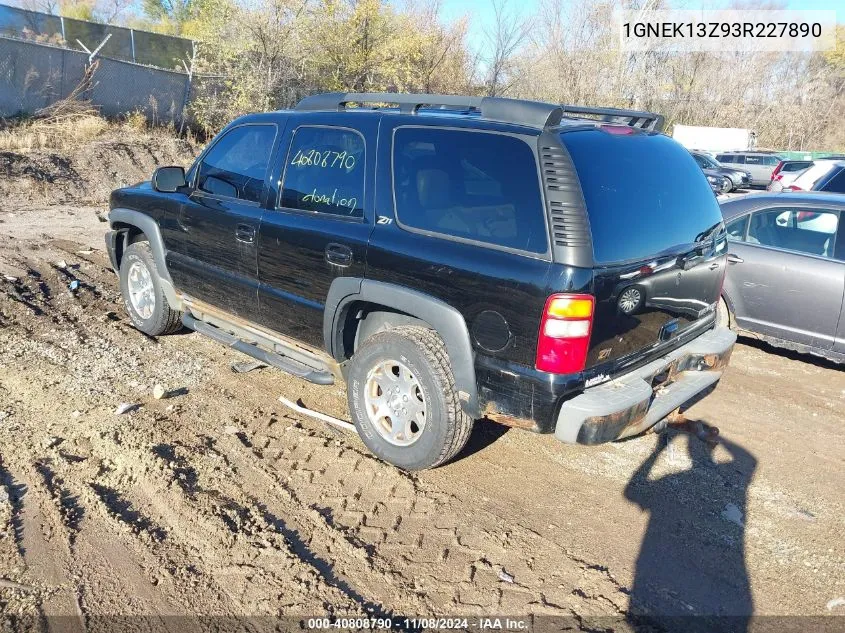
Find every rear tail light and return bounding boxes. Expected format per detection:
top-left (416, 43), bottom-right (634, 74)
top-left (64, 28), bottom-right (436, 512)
top-left (773, 173), bottom-right (783, 181)
top-left (787, 185), bottom-right (803, 191)
top-left (771, 161), bottom-right (785, 179)
top-left (536, 294), bottom-right (594, 374)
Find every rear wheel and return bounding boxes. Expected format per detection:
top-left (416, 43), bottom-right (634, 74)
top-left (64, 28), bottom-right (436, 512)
top-left (346, 325), bottom-right (473, 470)
top-left (119, 241), bottom-right (182, 336)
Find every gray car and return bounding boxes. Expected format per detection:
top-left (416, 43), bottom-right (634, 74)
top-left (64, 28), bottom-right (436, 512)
top-left (716, 152), bottom-right (783, 187)
top-left (719, 192), bottom-right (845, 363)
top-left (692, 151), bottom-right (751, 191)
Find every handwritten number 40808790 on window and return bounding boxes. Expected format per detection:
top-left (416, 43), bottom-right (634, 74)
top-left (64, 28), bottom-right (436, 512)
top-left (291, 149), bottom-right (356, 171)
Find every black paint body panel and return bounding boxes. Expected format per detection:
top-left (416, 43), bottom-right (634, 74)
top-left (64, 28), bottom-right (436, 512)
top-left (108, 108), bottom-right (727, 432)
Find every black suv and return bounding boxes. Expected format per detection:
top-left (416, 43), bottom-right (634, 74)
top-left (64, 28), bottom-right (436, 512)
top-left (106, 93), bottom-right (736, 470)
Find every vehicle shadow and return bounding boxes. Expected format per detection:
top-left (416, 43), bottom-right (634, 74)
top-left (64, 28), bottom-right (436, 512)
top-left (457, 418), bottom-right (510, 460)
top-left (624, 428), bottom-right (757, 632)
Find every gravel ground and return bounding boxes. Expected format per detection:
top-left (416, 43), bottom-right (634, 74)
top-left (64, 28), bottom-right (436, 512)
top-left (1, 204), bottom-right (844, 629)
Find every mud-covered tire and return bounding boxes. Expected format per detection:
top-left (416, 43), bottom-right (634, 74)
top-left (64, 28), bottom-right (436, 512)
top-left (119, 241), bottom-right (182, 336)
top-left (346, 325), bottom-right (473, 471)
top-left (716, 296), bottom-right (733, 330)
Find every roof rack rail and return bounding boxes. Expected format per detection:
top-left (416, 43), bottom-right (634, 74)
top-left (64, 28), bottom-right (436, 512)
top-left (559, 105), bottom-right (665, 132)
top-left (294, 93), bottom-right (665, 132)
top-left (295, 92), bottom-right (564, 129)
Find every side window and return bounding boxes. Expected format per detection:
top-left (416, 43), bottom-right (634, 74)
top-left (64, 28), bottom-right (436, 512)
top-left (693, 155), bottom-right (706, 168)
top-left (820, 169), bottom-right (845, 194)
top-left (197, 124), bottom-right (277, 203)
top-left (715, 154), bottom-right (729, 163)
top-left (392, 127), bottom-right (547, 254)
top-left (280, 126), bottom-right (365, 218)
top-left (748, 209), bottom-right (839, 258)
top-left (744, 155), bottom-right (760, 165)
top-left (725, 216), bottom-right (748, 241)
top-left (765, 156), bottom-right (780, 166)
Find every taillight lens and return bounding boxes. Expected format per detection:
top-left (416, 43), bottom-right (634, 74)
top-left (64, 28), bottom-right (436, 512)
top-left (787, 185), bottom-right (803, 191)
top-left (772, 161), bottom-right (784, 179)
top-left (536, 294), bottom-right (594, 374)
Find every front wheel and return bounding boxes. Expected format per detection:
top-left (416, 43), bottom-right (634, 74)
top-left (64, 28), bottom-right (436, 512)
top-left (346, 325), bottom-right (473, 471)
top-left (119, 241), bottom-right (182, 336)
top-left (720, 177), bottom-right (732, 194)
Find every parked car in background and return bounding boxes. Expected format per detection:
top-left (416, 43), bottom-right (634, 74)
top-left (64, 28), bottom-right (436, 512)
top-left (767, 159), bottom-right (813, 192)
top-left (719, 192), bottom-right (845, 363)
top-left (785, 160), bottom-right (845, 194)
top-left (715, 151), bottom-right (783, 187)
top-left (691, 151), bottom-right (750, 191)
top-left (705, 172), bottom-right (728, 194)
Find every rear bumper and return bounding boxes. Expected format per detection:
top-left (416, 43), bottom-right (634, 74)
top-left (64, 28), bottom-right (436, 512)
top-left (555, 327), bottom-right (736, 444)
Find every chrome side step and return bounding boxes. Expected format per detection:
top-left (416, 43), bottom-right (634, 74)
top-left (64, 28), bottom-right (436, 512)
top-left (182, 313), bottom-right (334, 385)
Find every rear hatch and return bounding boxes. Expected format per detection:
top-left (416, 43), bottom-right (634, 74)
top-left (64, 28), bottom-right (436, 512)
top-left (559, 127), bottom-right (727, 372)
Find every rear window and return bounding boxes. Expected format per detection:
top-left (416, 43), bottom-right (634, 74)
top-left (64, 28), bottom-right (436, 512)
top-left (783, 161), bottom-right (812, 172)
top-left (392, 127), bottom-right (548, 254)
top-left (560, 129), bottom-right (723, 264)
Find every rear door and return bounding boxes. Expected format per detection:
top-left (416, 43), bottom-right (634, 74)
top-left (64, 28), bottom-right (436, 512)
top-left (725, 205), bottom-right (843, 349)
top-left (166, 122), bottom-right (279, 321)
top-left (255, 113), bottom-right (376, 348)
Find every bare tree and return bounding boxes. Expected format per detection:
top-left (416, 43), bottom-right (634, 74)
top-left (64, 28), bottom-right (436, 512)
top-left (482, 0), bottom-right (532, 96)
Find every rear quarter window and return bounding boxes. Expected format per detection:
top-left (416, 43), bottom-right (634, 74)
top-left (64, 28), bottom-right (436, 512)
top-left (560, 129), bottom-right (723, 264)
top-left (392, 127), bottom-right (548, 255)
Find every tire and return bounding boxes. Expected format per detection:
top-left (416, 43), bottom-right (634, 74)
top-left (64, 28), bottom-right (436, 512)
top-left (725, 176), bottom-right (737, 192)
top-left (720, 177), bottom-right (732, 194)
top-left (617, 285), bottom-right (644, 315)
top-left (716, 296), bottom-right (733, 330)
top-left (346, 325), bottom-right (473, 471)
top-left (119, 240), bottom-right (182, 336)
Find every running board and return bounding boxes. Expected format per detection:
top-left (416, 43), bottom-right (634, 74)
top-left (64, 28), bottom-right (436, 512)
top-left (182, 313), bottom-right (334, 385)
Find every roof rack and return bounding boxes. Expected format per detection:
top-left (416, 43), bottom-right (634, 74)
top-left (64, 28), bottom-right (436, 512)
top-left (294, 93), bottom-right (664, 132)
top-left (559, 105), bottom-right (664, 131)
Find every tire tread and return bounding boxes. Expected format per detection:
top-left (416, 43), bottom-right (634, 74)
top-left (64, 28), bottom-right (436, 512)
top-left (355, 325), bottom-right (473, 469)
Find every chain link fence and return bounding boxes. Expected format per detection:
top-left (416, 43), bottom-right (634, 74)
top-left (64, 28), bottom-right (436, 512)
top-left (0, 4), bottom-right (193, 69)
top-left (0, 35), bottom-right (224, 128)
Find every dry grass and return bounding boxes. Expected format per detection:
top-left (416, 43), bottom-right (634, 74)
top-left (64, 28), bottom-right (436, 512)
top-left (0, 114), bottom-right (110, 151)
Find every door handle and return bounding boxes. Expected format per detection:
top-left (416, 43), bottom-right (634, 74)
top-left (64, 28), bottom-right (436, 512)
top-left (325, 243), bottom-right (353, 267)
top-left (235, 223), bottom-right (255, 243)
top-left (727, 254), bottom-right (744, 264)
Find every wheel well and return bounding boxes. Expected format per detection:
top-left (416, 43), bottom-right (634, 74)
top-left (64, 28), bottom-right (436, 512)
top-left (340, 303), bottom-right (430, 359)
top-left (111, 223), bottom-right (146, 270)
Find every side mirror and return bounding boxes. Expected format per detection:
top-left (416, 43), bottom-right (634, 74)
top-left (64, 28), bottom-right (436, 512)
top-left (152, 166), bottom-right (187, 193)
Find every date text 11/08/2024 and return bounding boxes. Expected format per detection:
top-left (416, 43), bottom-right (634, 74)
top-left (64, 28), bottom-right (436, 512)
top-left (305, 617), bottom-right (531, 630)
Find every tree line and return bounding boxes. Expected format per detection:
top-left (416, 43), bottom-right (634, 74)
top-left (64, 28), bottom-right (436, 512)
top-left (17, 0), bottom-right (845, 150)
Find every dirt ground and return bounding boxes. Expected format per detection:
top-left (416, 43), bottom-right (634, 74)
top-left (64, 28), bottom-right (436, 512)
top-left (1, 203), bottom-right (844, 630)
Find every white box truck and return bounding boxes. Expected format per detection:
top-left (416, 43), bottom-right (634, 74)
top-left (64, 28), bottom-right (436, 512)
top-left (672, 125), bottom-right (756, 154)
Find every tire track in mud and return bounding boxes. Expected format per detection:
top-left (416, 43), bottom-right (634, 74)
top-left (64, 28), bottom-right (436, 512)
top-left (1, 239), bottom-right (630, 621)
top-left (79, 425), bottom-right (362, 617)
